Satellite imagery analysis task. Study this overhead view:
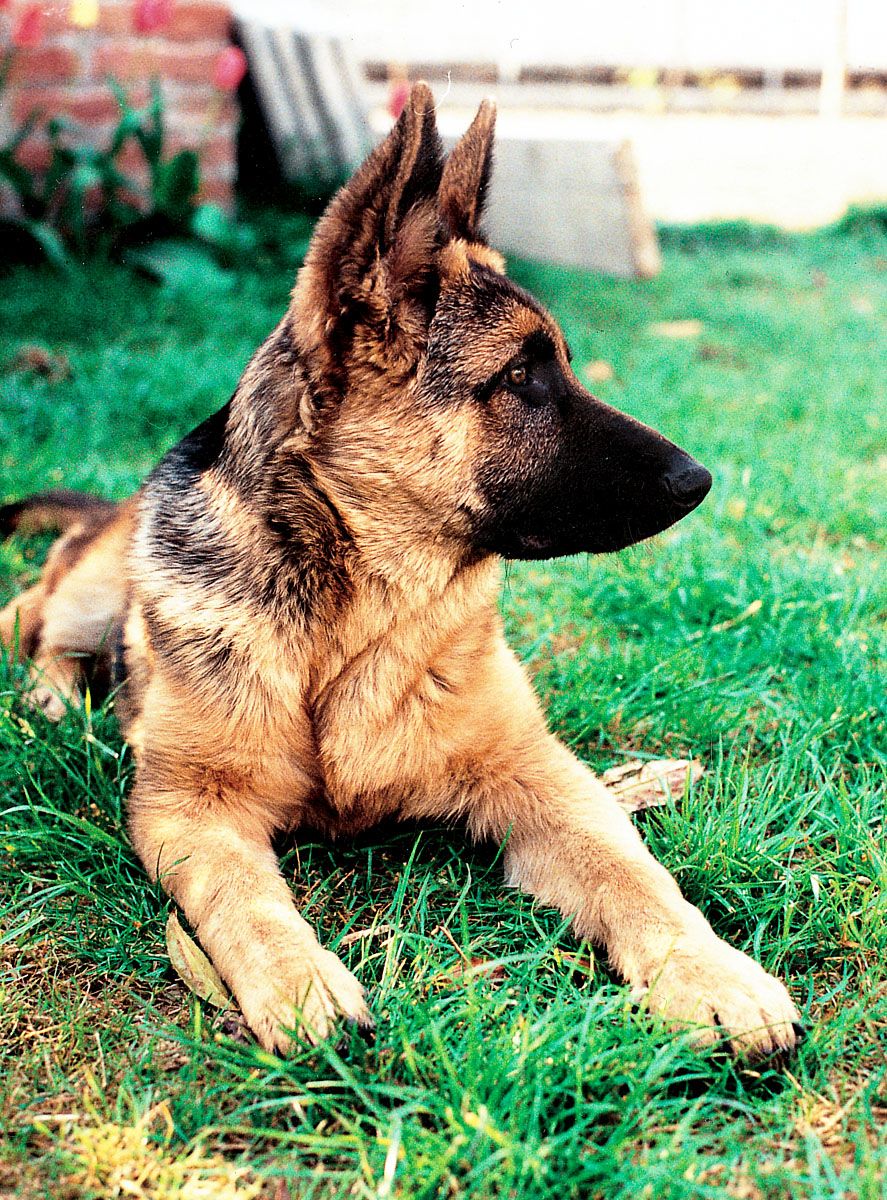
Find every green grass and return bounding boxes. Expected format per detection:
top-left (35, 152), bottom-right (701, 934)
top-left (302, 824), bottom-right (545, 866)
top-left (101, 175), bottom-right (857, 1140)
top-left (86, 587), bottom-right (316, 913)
top-left (1, 216), bottom-right (885, 1199)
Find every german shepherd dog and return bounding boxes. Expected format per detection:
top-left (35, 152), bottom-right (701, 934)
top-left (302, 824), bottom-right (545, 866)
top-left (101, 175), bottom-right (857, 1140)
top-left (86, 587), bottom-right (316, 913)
top-left (1, 85), bottom-right (801, 1057)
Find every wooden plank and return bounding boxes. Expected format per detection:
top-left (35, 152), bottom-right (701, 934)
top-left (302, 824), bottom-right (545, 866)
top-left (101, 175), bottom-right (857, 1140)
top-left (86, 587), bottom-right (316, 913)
top-left (237, 20), bottom-right (372, 182)
top-left (441, 130), bottom-right (660, 278)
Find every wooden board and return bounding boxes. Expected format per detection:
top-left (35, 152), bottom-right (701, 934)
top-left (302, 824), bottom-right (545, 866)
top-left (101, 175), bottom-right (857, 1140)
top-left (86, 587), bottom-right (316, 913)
top-left (439, 125), bottom-right (661, 278)
top-left (485, 135), bottom-right (659, 277)
top-left (237, 21), bottom-right (372, 183)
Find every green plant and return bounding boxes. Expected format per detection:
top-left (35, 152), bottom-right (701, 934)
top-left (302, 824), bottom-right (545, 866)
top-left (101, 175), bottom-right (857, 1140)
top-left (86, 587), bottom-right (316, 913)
top-left (109, 78), bottom-right (200, 227)
top-left (0, 72), bottom-right (250, 271)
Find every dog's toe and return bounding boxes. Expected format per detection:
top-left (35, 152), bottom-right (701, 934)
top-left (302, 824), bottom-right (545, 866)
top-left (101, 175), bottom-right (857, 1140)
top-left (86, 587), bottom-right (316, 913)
top-left (243, 948), bottom-right (371, 1055)
top-left (641, 934), bottom-right (801, 1059)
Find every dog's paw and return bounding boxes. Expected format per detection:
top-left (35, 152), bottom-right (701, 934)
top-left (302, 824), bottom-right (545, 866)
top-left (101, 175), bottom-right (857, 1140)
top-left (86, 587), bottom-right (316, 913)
top-left (242, 948), bottom-right (372, 1055)
top-left (636, 934), bottom-right (801, 1058)
top-left (27, 683), bottom-right (69, 722)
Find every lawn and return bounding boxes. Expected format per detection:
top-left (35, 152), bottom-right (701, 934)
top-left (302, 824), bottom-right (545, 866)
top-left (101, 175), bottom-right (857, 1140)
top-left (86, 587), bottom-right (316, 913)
top-left (0, 214), bottom-right (885, 1199)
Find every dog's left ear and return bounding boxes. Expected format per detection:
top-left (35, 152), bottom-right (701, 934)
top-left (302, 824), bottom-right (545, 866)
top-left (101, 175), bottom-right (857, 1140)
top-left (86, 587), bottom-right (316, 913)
top-left (438, 99), bottom-right (496, 242)
top-left (290, 81), bottom-right (444, 419)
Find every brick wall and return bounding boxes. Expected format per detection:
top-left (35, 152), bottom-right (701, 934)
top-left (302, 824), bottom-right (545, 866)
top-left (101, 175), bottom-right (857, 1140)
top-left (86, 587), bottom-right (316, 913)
top-left (0, 1), bottom-right (240, 209)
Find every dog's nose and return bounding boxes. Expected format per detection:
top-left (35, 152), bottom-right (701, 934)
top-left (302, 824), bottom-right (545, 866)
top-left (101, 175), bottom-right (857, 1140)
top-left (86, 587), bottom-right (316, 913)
top-left (662, 458), bottom-right (712, 509)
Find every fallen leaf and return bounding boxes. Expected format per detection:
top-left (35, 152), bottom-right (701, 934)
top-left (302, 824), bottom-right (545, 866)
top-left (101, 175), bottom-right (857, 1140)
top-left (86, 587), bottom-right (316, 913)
top-left (688, 598), bottom-right (763, 641)
top-left (338, 923), bottom-right (394, 946)
top-left (603, 758), bottom-right (704, 812)
top-left (166, 911), bottom-right (231, 1009)
top-left (437, 957), bottom-right (507, 984)
top-left (648, 319), bottom-right (703, 338)
top-left (557, 950), bottom-right (596, 976)
top-left (582, 359), bottom-right (614, 383)
top-left (10, 344), bottom-right (73, 382)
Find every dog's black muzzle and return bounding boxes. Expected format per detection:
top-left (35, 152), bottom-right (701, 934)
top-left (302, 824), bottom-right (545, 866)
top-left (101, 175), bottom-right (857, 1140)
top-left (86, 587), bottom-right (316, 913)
top-left (474, 387), bottom-right (713, 561)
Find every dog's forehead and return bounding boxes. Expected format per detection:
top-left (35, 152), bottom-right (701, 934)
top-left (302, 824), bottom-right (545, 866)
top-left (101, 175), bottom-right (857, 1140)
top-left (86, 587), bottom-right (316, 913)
top-left (438, 266), bottom-right (564, 379)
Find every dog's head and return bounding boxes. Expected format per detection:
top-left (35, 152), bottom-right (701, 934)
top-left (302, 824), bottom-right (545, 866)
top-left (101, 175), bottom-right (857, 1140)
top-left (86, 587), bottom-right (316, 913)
top-left (289, 83), bottom-right (710, 562)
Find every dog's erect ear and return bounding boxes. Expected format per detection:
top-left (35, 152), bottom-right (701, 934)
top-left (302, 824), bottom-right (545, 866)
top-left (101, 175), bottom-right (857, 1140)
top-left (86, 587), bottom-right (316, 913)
top-left (290, 82), bottom-right (444, 416)
top-left (438, 99), bottom-right (496, 242)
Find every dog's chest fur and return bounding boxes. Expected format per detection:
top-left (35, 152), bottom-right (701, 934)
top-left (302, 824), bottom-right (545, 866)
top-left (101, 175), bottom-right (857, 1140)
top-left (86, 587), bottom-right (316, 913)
top-left (308, 561), bottom-right (501, 817)
top-left (126, 499), bottom-right (502, 836)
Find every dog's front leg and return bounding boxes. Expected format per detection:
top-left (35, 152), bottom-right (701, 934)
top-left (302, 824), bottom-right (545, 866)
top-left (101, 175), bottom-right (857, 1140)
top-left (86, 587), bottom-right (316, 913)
top-left (461, 727), bottom-right (801, 1056)
top-left (129, 792), bottom-right (371, 1052)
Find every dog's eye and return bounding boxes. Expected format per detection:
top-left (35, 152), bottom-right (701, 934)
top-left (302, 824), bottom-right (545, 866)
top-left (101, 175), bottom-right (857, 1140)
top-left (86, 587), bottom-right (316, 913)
top-left (507, 365), bottom-right (528, 387)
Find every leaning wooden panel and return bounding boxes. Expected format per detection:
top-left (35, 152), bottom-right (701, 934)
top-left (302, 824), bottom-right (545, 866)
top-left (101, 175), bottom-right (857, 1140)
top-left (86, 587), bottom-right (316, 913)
top-left (444, 130), bottom-right (660, 278)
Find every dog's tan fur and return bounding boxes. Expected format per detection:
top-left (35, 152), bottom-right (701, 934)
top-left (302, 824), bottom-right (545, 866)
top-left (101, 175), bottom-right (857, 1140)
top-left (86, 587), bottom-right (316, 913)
top-left (0, 85), bottom-right (800, 1057)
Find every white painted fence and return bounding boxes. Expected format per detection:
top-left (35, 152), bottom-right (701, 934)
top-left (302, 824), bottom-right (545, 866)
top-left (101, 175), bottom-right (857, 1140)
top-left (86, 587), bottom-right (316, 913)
top-left (231, 0), bottom-right (887, 75)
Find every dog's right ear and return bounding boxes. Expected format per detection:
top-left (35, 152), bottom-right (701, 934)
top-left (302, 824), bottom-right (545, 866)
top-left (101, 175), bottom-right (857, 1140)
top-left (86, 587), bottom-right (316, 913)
top-left (290, 82), bottom-right (444, 420)
top-left (438, 99), bottom-right (496, 242)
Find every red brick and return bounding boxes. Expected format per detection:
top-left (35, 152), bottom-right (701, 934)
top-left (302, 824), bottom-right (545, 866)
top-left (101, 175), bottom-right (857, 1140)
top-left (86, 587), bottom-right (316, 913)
top-left (92, 41), bottom-right (220, 84)
top-left (165, 3), bottom-right (230, 42)
top-left (196, 132), bottom-right (235, 171)
top-left (8, 47), bottom-right (81, 84)
top-left (96, 2), bottom-right (137, 35)
top-left (209, 135), bottom-right (235, 170)
top-left (95, 1), bottom-right (229, 39)
top-left (13, 137), bottom-right (51, 173)
top-left (11, 86), bottom-right (126, 126)
top-left (199, 158), bottom-right (236, 188)
top-left (8, 0), bottom-right (70, 37)
top-left (197, 177), bottom-right (233, 206)
top-left (114, 140), bottom-right (150, 175)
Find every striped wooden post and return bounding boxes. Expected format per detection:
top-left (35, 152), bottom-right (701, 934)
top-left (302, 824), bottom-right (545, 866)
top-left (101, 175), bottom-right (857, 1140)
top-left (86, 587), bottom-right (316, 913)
top-left (236, 20), bottom-right (372, 184)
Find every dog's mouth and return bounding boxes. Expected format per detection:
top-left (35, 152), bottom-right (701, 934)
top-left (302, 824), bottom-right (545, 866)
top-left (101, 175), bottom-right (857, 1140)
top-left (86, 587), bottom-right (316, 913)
top-left (476, 466), bottom-right (713, 562)
top-left (466, 404), bottom-right (713, 563)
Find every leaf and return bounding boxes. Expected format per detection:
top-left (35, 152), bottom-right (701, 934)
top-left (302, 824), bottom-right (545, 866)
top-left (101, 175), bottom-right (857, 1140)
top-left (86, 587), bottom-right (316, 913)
top-left (0, 153), bottom-right (38, 206)
top-left (603, 758), bottom-right (704, 813)
top-left (165, 910), bottom-right (230, 1008)
top-left (23, 221), bottom-right (71, 271)
top-left (123, 239), bottom-right (235, 293)
top-left (688, 598), bottom-right (763, 641)
top-left (190, 201), bottom-right (233, 246)
top-left (444, 957), bottom-right (507, 983)
top-left (6, 111), bottom-right (41, 155)
top-left (648, 319), bottom-right (704, 338)
top-left (190, 204), bottom-right (258, 267)
top-left (152, 150), bottom-right (199, 222)
top-left (110, 108), bottom-right (145, 158)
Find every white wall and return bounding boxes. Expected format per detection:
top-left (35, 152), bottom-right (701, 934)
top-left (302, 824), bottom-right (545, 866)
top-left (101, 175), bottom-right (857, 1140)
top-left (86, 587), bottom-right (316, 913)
top-left (231, 0), bottom-right (887, 72)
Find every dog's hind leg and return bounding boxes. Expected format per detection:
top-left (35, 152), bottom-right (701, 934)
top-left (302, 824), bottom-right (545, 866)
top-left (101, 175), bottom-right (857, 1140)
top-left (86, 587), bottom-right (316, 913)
top-left (128, 780), bottom-right (372, 1053)
top-left (0, 584), bottom-right (44, 659)
top-left (28, 649), bottom-right (86, 720)
top-left (1, 502), bottom-right (134, 718)
top-left (1, 578), bottom-right (78, 718)
top-left (0, 585), bottom-right (80, 717)
top-left (28, 559), bottom-right (124, 717)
